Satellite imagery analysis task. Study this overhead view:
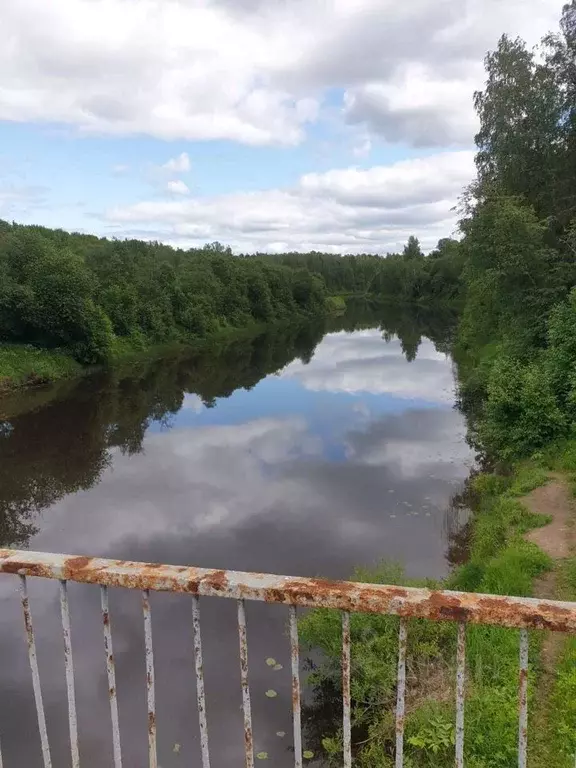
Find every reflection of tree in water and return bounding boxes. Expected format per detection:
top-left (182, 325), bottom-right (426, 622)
top-left (0, 392), bottom-right (113, 548)
top-left (0, 304), bottom-right (460, 550)
top-left (0, 322), bottom-right (327, 548)
top-left (328, 300), bottom-right (459, 361)
top-left (301, 671), bottom-right (342, 767)
top-left (443, 476), bottom-right (478, 569)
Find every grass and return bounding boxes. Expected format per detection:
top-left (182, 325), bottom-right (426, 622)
top-left (0, 344), bottom-right (82, 391)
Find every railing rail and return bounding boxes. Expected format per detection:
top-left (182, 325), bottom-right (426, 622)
top-left (1, 548), bottom-right (575, 767)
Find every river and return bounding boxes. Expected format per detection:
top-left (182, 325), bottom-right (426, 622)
top-left (0, 303), bottom-right (474, 767)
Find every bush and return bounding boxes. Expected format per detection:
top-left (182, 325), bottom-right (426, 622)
top-left (480, 357), bottom-right (566, 459)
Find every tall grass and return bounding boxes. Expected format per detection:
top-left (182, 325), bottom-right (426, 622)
top-left (0, 344), bottom-right (82, 391)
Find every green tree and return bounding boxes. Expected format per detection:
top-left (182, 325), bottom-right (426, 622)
top-left (473, 35), bottom-right (563, 218)
top-left (402, 235), bottom-right (424, 260)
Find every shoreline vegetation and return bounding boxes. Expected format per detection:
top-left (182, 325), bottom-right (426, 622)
top-left (0, 319), bottom-right (306, 393)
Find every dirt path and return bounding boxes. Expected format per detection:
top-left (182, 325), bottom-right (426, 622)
top-left (523, 473), bottom-right (574, 561)
top-left (521, 474), bottom-right (575, 765)
top-left (522, 474), bottom-right (575, 612)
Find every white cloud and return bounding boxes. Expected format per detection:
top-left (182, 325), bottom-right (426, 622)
top-left (111, 163), bottom-right (129, 175)
top-left (299, 151), bottom-right (474, 209)
top-left (162, 152), bottom-right (191, 174)
top-left (181, 393), bottom-right (204, 413)
top-left (104, 149), bottom-right (474, 253)
top-left (344, 71), bottom-right (479, 147)
top-left (0, 0), bottom-right (562, 147)
top-left (165, 179), bottom-right (190, 196)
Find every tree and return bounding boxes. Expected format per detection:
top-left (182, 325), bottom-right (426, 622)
top-left (473, 35), bottom-right (563, 218)
top-left (402, 236), bottom-right (424, 260)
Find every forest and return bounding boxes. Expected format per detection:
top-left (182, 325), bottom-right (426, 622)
top-left (0, 215), bottom-right (463, 390)
top-left (0, 224), bottom-right (329, 369)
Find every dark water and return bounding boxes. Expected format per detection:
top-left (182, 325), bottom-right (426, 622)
top-left (0, 304), bottom-right (473, 767)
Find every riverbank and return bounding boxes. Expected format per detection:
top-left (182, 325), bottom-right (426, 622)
top-left (0, 345), bottom-right (83, 392)
top-left (0, 332), bottom-right (267, 394)
top-left (0, 296), bottom-right (351, 396)
top-left (299, 444), bottom-right (576, 766)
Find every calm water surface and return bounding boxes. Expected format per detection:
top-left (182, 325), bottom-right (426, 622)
top-left (0, 305), bottom-right (474, 767)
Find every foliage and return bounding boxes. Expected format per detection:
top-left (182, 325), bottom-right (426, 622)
top-left (249, 239), bottom-right (465, 305)
top-left (407, 710), bottom-right (455, 758)
top-left (325, 295), bottom-right (347, 313)
top-left (479, 357), bottom-right (566, 459)
top-left (454, 2), bottom-right (576, 464)
top-left (0, 223), bottom-right (331, 371)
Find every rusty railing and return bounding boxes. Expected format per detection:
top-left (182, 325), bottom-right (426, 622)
top-left (1, 548), bottom-right (576, 767)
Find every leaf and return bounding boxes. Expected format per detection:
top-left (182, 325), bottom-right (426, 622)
top-left (303, 750), bottom-right (315, 759)
top-left (256, 752), bottom-right (268, 760)
top-left (273, 663), bottom-right (283, 671)
top-left (173, 742), bottom-right (181, 753)
top-left (265, 658), bottom-right (276, 667)
top-left (265, 689), bottom-right (278, 698)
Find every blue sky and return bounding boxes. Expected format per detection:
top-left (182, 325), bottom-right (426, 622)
top-left (0, 0), bottom-right (562, 254)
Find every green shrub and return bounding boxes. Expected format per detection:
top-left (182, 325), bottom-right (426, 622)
top-left (480, 357), bottom-right (566, 460)
top-left (325, 296), bottom-right (347, 313)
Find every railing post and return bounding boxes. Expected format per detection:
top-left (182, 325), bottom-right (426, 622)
top-left (59, 580), bottom-right (79, 768)
top-left (518, 629), bottom-right (529, 768)
top-left (342, 611), bottom-right (351, 768)
top-left (100, 585), bottom-right (123, 768)
top-left (19, 573), bottom-right (52, 768)
top-left (237, 600), bottom-right (254, 768)
top-left (289, 606), bottom-right (303, 768)
top-left (142, 590), bottom-right (157, 768)
top-left (455, 621), bottom-right (466, 768)
top-left (192, 596), bottom-right (211, 768)
top-left (395, 619), bottom-right (407, 768)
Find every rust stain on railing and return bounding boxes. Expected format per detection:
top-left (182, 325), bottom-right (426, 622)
top-left (2, 548), bottom-right (576, 767)
top-left (2, 549), bottom-right (576, 631)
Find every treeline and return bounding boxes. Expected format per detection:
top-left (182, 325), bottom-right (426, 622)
top-left (0, 222), bottom-right (327, 365)
top-left (249, 235), bottom-right (463, 303)
top-left (455, 0), bottom-right (576, 460)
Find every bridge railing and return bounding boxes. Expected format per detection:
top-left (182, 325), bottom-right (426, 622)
top-left (1, 548), bottom-right (575, 768)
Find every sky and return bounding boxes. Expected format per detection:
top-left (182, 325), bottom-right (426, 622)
top-left (0, 0), bottom-right (564, 254)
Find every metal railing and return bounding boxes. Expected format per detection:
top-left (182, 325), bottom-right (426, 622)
top-left (1, 548), bottom-right (576, 768)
